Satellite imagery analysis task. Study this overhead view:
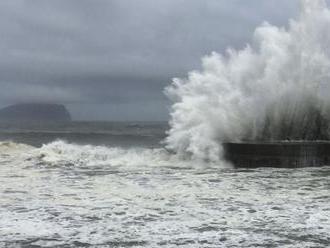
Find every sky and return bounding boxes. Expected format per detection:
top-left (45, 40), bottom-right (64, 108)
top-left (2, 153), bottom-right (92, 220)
top-left (0, 0), bottom-right (309, 121)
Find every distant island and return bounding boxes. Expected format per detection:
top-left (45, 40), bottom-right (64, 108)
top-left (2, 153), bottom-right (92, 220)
top-left (0, 103), bottom-right (71, 122)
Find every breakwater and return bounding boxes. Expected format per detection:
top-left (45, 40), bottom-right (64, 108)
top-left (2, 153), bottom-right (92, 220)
top-left (223, 142), bottom-right (330, 168)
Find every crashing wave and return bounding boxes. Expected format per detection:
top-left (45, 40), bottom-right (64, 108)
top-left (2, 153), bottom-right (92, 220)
top-left (0, 141), bottom-right (34, 155)
top-left (33, 140), bottom-right (217, 168)
top-left (165, 0), bottom-right (330, 162)
top-left (0, 140), bottom-right (231, 168)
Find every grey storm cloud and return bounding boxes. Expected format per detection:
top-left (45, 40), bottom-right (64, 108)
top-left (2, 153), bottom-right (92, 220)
top-left (0, 0), bottom-right (304, 120)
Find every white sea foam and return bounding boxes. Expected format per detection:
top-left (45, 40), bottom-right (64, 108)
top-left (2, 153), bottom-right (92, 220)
top-left (32, 140), bottom-right (230, 168)
top-left (0, 144), bottom-right (329, 247)
top-left (0, 141), bottom-right (34, 156)
top-left (0, 139), bottom-right (230, 169)
top-left (165, 0), bottom-right (330, 162)
top-left (36, 140), bottom-right (177, 167)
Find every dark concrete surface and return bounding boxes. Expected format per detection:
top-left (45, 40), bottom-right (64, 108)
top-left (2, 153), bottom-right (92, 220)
top-left (223, 142), bottom-right (330, 168)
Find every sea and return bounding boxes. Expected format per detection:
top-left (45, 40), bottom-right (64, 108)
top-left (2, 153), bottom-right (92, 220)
top-left (0, 121), bottom-right (329, 247)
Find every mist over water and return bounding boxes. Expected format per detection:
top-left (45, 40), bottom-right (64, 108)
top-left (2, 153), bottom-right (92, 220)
top-left (165, 0), bottom-right (330, 162)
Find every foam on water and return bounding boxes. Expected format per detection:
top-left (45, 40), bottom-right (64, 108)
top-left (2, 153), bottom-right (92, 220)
top-left (165, 0), bottom-right (330, 162)
top-left (36, 140), bottom-right (190, 168)
top-left (23, 140), bottom-right (228, 169)
top-left (0, 141), bottom-right (329, 247)
top-left (0, 141), bottom-right (34, 154)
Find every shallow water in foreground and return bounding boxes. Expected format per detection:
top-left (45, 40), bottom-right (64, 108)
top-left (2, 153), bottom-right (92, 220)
top-left (0, 139), bottom-right (329, 248)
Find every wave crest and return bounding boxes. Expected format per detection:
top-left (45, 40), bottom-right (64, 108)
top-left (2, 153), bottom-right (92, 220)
top-left (165, 0), bottom-right (330, 161)
top-left (33, 140), bottom-right (225, 168)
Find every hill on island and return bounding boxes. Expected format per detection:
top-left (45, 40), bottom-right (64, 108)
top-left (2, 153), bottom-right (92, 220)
top-left (0, 103), bottom-right (72, 122)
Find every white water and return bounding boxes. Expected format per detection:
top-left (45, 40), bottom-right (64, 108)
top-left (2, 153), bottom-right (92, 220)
top-left (0, 140), bottom-right (226, 169)
top-left (165, 0), bottom-right (330, 162)
top-left (0, 140), bottom-right (329, 247)
top-left (35, 140), bottom-right (198, 168)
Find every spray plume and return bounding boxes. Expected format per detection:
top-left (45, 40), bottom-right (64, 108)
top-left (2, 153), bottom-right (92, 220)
top-left (165, 0), bottom-right (330, 162)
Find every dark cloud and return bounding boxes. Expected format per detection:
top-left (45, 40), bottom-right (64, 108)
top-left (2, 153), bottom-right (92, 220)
top-left (0, 0), bottom-right (307, 120)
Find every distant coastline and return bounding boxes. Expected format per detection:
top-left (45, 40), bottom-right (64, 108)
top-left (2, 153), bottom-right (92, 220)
top-left (0, 103), bottom-right (71, 122)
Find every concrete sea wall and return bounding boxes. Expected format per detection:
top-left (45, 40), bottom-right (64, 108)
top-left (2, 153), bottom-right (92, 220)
top-left (223, 142), bottom-right (330, 168)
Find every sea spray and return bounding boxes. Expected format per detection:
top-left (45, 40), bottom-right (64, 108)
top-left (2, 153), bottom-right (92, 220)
top-left (1, 140), bottom-right (230, 169)
top-left (165, 0), bottom-right (330, 162)
top-left (32, 140), bottom-right (218, 168)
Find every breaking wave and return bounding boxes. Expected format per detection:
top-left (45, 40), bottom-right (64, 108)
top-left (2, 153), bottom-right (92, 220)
top-left (0, 141), bottom-right (34, 155)
top-left (8, 140), bottom-right (226, 168)
top-left (35, 141), bottom-right (181, 168)
top-left (165, 0), bottom-right (330, 162)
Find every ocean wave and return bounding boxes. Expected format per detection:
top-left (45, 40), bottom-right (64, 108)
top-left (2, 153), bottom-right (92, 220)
top-left (165, 0), bottom-right (330, 162)
top-left (0, 141), bottom-right (35, 154)
top-left (22, 140), bottom-right (231, 168)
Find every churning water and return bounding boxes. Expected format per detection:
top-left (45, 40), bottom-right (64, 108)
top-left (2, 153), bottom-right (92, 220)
top-left (0, 122), bottom-right (329, 247)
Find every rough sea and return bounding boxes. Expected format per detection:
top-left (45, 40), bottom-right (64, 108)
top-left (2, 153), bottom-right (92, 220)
top-left (0, 122), bottom-right (329, 247)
